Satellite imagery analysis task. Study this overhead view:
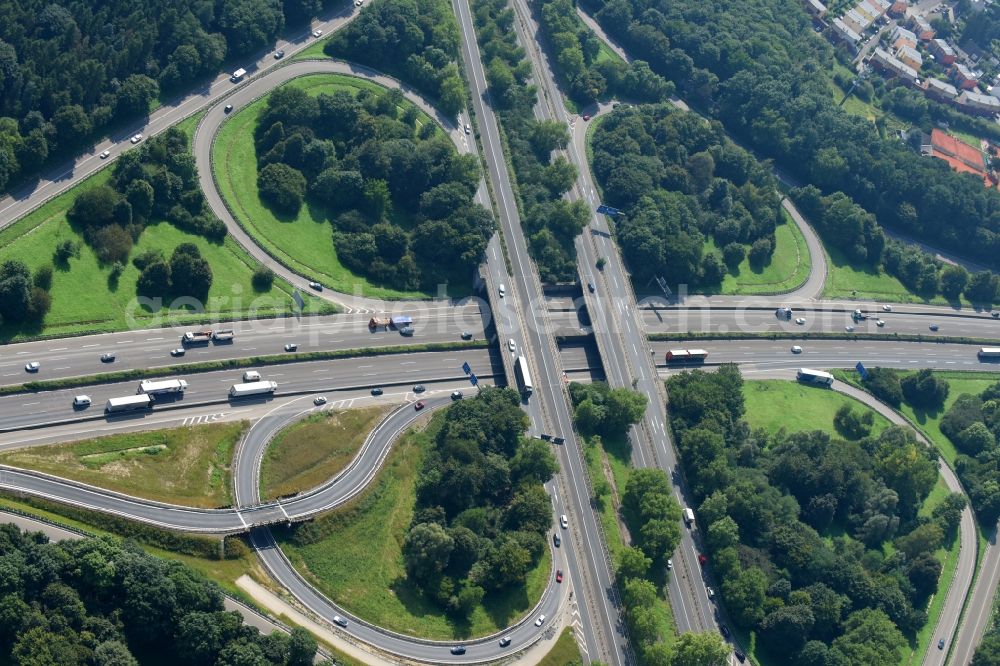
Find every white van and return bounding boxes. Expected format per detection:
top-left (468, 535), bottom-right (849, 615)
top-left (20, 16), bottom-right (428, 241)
top-left (73, 395), bottom-right (92, 407)
top-left (243, 370), bottom-right (261, 382)
top-left (683, 507), bottom-right (695, 526)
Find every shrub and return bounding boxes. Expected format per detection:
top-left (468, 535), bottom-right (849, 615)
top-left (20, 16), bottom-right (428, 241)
top-left (252, 266), bottom-right (275, 291)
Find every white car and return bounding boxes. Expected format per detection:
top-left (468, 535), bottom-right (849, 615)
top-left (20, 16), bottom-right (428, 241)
top-left (666, 558), bottom-right (673, 570)
top-left (332, 615), bottom-right (347, 627)
top-left (882, 304), bottom-right (892, 312)
top-left (875, 319), bottom-right (886, 327)
top-left (24, 361), bottom-right (40, 372)
top-left (99, 149), bottom-right (110, 159)
top-left (534, 614), bottom-right (546, 627)
top-left (845, 325), bottom-right (855, 332)
top-left (464, 123), bottom-right (471, 134)
top-left (791, 345), bottom-right (803, 354)
top-left (795, 317), bottom-right (806, 325)
top-left (130, 133), bottom-right (143, 144)
top-left (312, 29), bottom-right (323, 37)
top-left (560, 514), bottom-right (568, 529)
top-left (707, 586), bottom-right (715, 599)
top-left (73, 395), bottom-right (91, 407)
top-left (508, 339), bottom-right (516, 352)
top-left (498, 284), bottom-right (506, 297)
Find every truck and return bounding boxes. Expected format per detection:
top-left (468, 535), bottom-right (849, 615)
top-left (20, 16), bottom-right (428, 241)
top-left (978, 347), bottom-right (1000, 360)
top-left (665, 349), bottom-right (709, 363)
top-left (683, 507), bottom-right (695, 527)
top-left (369, 317), bottom-right (390, 330)
top-left (182, 330), bottom-right (213, 345)
top-left (776, 306), bottom-right (792, 319)
top-left (229, 381), bottom-right (278, 398)
top-left (514, 355), bottom-right (534, 397)
top-left (231, 68), bottom-right (247, 82)
top-left (852, 309), bottom-right (868, 321)
top-left (106, 394), bottom-right (152, 414)
top-left (797, 368), bottom-right (834, 386)
top-left (138, 379), bottom-right (189, 395)
top-left (213, 329), bottom-right (235, 342)
top-left (389, 315), bottom-right (413, 329)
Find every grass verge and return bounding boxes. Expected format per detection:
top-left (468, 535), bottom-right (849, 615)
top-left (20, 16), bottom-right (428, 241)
top-left (0, 422), bottom-right (246, 508)
top-left (275, 415), bottom-right (550, 639)
top-left (212, 73), bottom-right (456, 300)
top-left (705, 210), bottom-right (811, 296)
top-left (261, 405), bottom-right (391, 500)
top-left (537, 627), bottom-right (583, 666)
top-left (742, 379), bottom-right (891, 438)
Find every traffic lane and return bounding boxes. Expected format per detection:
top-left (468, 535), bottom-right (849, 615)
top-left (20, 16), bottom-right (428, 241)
top-left (0, 305), bottom-right (489, 386)
top-left (639, 308), bottom-right (1000, 339)
top-left (0, 348), bottom-right (499, 431)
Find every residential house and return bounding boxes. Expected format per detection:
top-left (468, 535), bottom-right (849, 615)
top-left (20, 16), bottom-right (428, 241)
top-left (805, 0), bottom-right (828, 17)
top-left (889, 0), bottom-right (908, 17)
top-left (892, 25), bottom-right (918, 48)
top-left (952, 62), bottom-right (980, 90)
top-left (833, 18), bottom-right (863, 51)
top-left (870, 47), bottom-right (919, 80)
top-left (957, 90), bottom-right (1000, 116)
top-left (924, 77), bottom-right (959, 101)
top-left (930, 38), bottom-right (957, 65)
top-left (897, 45), bottom-right (923, 70)
top-left (845, 8), bottom-right (873, 33)
top-left (909, 14), bottom-right (935, 40)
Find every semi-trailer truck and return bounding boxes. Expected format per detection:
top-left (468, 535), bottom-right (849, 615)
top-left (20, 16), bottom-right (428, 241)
top-left (978, 347), bottom-right (1000, 360)
top-left (106, 394), bottom-right (152, 413)
top-left (138, 379), bottom-right (188, 395)
top-left (665, 349), bottom-right (709, 363)
top-left (182, 330), bottom-right (213, 345)
top-left (229, 381), bottom-right (278, 398)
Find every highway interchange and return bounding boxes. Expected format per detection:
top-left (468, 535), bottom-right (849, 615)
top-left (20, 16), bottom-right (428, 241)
top-left (0, 1), bottom-right (997, 665)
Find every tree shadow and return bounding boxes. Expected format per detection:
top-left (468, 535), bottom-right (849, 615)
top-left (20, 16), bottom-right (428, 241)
top-left (388, 576), bottom-right (475, 638)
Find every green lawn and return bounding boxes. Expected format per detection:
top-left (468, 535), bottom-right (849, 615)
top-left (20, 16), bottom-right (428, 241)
top-left (276, 418), bottom-right (550, 640)
top-left (290, 37), bottom-right (331, 62)
top-left (706, 210), bottom-right (811, 295)
top-left (212, 73), bottom-right (456, 300)
top-left (537, 627), bottom-right (583, 666)
top-left (0, 422), bottom-right (246, 508)
top-left (743, 379), bottom-right (891, 438)
top-left (261, 405), bottom-right (391, 500)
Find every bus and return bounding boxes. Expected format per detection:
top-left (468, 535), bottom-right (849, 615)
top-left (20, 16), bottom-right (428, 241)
top-left (978, 347), bottom-right (1000, 360)
top-left (514, 356), bottom-right (533, 397)
top-left (105, 394), bottom-right (152, 414)
top-left (665, 349), bottom-right (709, 363)
top-left (797, 368), bottom-right (834, 386)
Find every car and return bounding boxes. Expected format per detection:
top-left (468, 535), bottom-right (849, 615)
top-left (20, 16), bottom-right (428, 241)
top-left (130, 133), bottom-right (142, 144)
top-left (355, 0), bottom-right (363, 5)
top-left (274, 49), bottom-right (285, 59)
top-left (776, 306), bottom-right (793, 319)
top-left (698, 553), bottom-right (708, 566)
top-left (414, 401), bottom-right (425, 411)
top-left (223, 103), bottom-right (234, 113)
top-left (308, 281), bottom-right (322, 291)
top-left (498, 284), bottom-right (506, 297)
top-left (73, 395), bottom-right (91, 408)
top-left (534, 615), bottom-right (546, 627)
top-left (929, 324), bottom-right (939, 331)
top-left (413, 384), bottom-right (425, 393)
top-left (791, 345), bottom-right (802, 354)
top-left (555, 569), bottom-right (563, 583)
top-left (312, 29), bottom-right (323, 37)
top-left (499, 636), bottom-right (511, 648)
top-left (508, 339), bottom-right (516, 352)
top-left (170, 348), bottom-right (186, 357)
top-left (284, 343), bottom-right (298, 352)
top-left (400, 326), bottom-right (414, 336)
top-left (464, 123), bottom-right (471, 134)
top-left (938, 639), bottom-right (945, 650)
top-left (992, 311), bottom-right (999, 318)
top-left (25, 361), bottom-right (40, 372)
top-left (451, 390), bottom-right (463, 400)
top-left (553, 533), bottom-right (561, 547)
top-left (332, 615), bottom-right (347, 627)
top-left (450, 646), bottom-right (466, 655)
top-left (706, 586), bottom-right (715, 599)
top-left (313, 396), bottom-right (327, 406)
top-left (720, 625), bottom-right (730, 639)
top-left (100, 353), bottom-right (116, 363)
top-left (666, 558), bottom-right (672, 570)
top-left (582, 113), bottom-right (591, 121)
top-left (99, 149), bottom-right (110, 159)
top-left (795, 317), bottom-right (806, 325)
top-left (734, 650), bottom-right (746, 663)
top-left (371, 387), bottom-right (383, 396)
top-left (461, 331), bottom-right (473, 340)
top-left (883, 304), bottom-right (892, 312)
top-left (560, 514), bottom-right (568, 529)
top-left (587, 281), bottom-right (595, 293)
top-left (845, 325), bottom-right (855, 332)
top-left (876, 319), bottom-right (886, 327)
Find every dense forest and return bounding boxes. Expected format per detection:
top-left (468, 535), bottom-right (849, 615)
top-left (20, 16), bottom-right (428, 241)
top-left (252, 83), bottom-right (492, 292)
top-left (938, 379), bottom-right (1000, 527)
top-left (666, 366), bottom-right (959, 665)
top-left (531, 0), bottom-right (672, 106)
top-left (590, 103), bottom-right (783, 288)
top-left (0, 0), bottom-right (335, 194)
top-left (67, 128), bottom-right (221, 301)
top-left (0, 525), bottom-right (322, 665)
top-left (583, 0), bottom-right (1000, 270)
top-left (474, 0), bottom-right (590, 282)
top-left (401, 388), bottom-right (558, 616)
top-left (324, 0), bottom-right (466, 117)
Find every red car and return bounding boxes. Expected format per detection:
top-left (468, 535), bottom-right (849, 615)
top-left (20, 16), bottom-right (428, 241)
top-left (556, 570), bottom-right (563, 583)
top-left (698, 553), bottom-right (708, 566)
top-left (414, 401), bottom-right (425, 411)
top-left (582, 114), bottom-right (591, 121)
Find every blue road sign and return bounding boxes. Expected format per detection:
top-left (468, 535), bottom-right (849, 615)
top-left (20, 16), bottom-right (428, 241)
top-left (596, 204), bottom-right (621, 216)
top-left (469, 373), bottom-right (479, 386)
top-left (856, 361), bottom-right (869, 380)
top-left (462, 361), bottom-right (472, 375)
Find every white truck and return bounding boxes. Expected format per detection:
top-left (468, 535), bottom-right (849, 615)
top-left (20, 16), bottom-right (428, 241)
top-left (231, 67), bottom-right (247, 82)
top-left (106, 394), bottom-right (152, 413)
top-left (138, 379), bottom-right (188, 395)
top-left (683, 507), bottom-right (695, 527)
top-left (229, 381), bottom-right (278, 398)
top-left (182, 330), bottom-right (213, 345)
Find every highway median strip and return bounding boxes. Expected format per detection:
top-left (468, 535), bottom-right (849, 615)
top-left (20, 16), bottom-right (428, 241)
top-left (0, 340), bottom-right (489, 397)
top-left (646, 331), bottom-right (1000, 346)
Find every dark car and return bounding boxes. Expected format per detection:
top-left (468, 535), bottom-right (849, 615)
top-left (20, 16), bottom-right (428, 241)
top-left (929, 324), bottom-right (939, 331)
top-left (371, 387), bottom-right (383, 396)
top-left (450, 646), bottom-right (466, 655)
top-left (332, 615), bottom-right (347, 627)
top-left (414, 401), bottom-right (425, 411)
top-left (100, 353), bottom-right (116, 363)
top-left (274, 49), bottom-right (285, 59)
top-left (555, 569), bottom-right (563, 583)
top-left (224, 104), bottom-right (233, 113)
top-left (553, 533), bottom-right (560, 547)
top-left (698, 553), bottom-right (708, 566)
top-left (170, 348), bottom-right (186, 357)
top-left (499, 636), bottom-right (511, 648)
top-left (461, 331), bottom-right (473, 340)
top-left (720, 625), bottom-right (730, 639)
top-left (413, 384), bottom-right (425, 393)
top-left (938, 639), bottom-right (945, 650)
top-left (284, 343), bottom-right (298, 352)
top-left (587, 281), bottom-right (595, 293)
top-left (451, 391), bottom-right (463, 400)
top-left (734, 650), bottom-right (746, 663)
top-left (308, 281), bottom-right (322, 291)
